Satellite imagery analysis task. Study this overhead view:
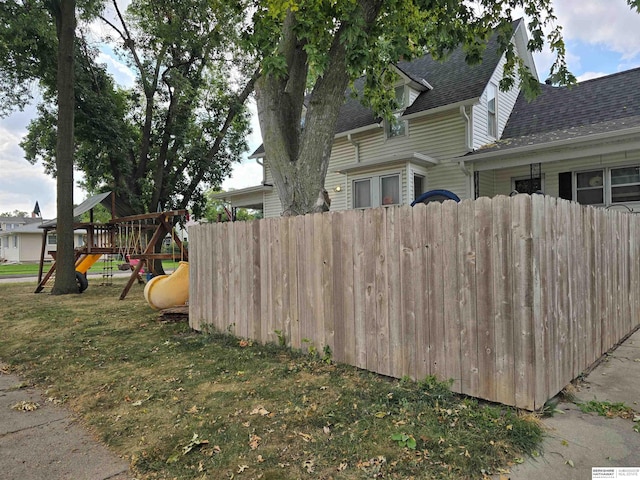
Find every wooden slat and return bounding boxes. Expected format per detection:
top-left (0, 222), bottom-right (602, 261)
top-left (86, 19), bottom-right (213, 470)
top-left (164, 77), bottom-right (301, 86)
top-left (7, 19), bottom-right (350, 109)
top-left (399, 205), bottom-right (416, 377)
top-left (412, 204), bottom-right (429, 381)
top-left (353, 210), bottom-right (368, 369)
top-left (512, 195), bottom-right (534, 410)
top-left (321, 212), bottom-right (335, 360)
top-left (492, 196), bottom-right (515, 407)
top-left (341, 210), bottom-right (357, 366)
top-left (531, 194), bottom-right (547, 408)
top-left (426, 202), bottom-right (445, 380)
top-left (386, 207), bottom-right (402, 377)
top-left (474, 196), bottom-right (496, 402)
top-left (441, 200), bottom-right (461, 392)
top-left (458, 200), bottom-right (478, 398)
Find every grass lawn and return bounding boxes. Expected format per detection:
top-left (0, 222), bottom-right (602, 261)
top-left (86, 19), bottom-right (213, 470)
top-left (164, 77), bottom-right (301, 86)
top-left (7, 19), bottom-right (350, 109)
top-left (0, 280), bottom-right (543, 479)
top-left (0, 260), bottom-right (180, 276)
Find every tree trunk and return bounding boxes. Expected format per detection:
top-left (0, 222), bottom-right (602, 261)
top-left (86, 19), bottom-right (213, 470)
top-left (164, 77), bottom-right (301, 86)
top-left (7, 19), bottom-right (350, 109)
top-left (255, 3), bottom-right (383, 216)
top-left (51, 0), bottom-right (78, 295)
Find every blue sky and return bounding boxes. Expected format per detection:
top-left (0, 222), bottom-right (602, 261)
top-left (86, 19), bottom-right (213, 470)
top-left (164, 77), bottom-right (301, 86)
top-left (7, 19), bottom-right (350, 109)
top-left (2, 0), bottom-right (640, 218)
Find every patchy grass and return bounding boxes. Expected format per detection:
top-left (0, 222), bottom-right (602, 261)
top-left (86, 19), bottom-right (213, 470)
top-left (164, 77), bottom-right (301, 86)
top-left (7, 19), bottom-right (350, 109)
top-left (0, 261), bottom-right (179, 276)
top-left (577, 400), bottom-right (637, 419)
top-left (0, 281), bottom-right (543, 479)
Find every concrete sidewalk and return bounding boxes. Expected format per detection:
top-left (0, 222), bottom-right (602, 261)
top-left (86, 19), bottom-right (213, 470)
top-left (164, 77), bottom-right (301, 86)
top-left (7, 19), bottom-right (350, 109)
top-left (0, 364), bottom-right (132, 480)
top-left (498, 328), bottom-right (640, 480)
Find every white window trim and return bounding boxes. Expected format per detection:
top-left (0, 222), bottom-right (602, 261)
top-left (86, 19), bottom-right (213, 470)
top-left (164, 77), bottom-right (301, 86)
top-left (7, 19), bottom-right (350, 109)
top-left (572, 165), bottom-right (640, 206)
top-left (487, 82), bottom-right (497, 139)
top-left (351, 171), bottom-right (403, 209)
top-left (385, 116), bottom-right (408, 139)
top-left (385, 84), bottom-right (409, 140)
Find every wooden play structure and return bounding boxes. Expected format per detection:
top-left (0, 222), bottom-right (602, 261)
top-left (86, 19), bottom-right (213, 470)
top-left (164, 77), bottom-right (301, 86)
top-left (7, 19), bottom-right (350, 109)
top-left (35, 191), bottom-right (188, 300)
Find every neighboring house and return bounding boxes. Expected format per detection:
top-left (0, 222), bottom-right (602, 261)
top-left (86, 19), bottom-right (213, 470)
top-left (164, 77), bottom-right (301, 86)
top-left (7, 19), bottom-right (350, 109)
top-left (0, 220), bottom-right (86, 263)
top-left (216, 19), bottom-right (640, 216)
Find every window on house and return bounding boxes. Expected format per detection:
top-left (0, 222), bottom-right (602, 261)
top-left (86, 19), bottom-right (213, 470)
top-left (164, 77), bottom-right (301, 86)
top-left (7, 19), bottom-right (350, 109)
top-left (353, 174), bottom-right (401, 208)
top-left (611, 166), bottom-right (640, 203)
top-left (414, 174), bottom-right (425, 200)
top-left (381, 175), bottom-right (400, 205)
top-left (47, 234), bottom-right (57, 245)
top-left (487, 83), bottom-right (497, 138)
top-left (576, 170), bottom-right (604, 205)
top-left (513, 176), bottom-right (543, 195)
top-left (353, 179), bottom-right (372, 208)
top-left (385, 85), bottom-right (408, 138)
top-left (394, 85), bottom-right (406, 109)
top-left (13, 236), bottom-right (18, 248)
top-left (386, 114), bottom-right (406, 138)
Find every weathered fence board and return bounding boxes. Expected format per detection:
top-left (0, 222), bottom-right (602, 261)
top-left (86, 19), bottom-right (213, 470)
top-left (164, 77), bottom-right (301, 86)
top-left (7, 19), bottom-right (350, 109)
top-left (189, 196), bottom-right (640, 409)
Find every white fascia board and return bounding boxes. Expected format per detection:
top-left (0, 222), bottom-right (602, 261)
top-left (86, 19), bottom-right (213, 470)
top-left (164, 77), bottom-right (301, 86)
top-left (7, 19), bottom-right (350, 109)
top-left (401, 99), bottom-right (479, 121)
top-left (333, 152), bottom-right (438, 174)
top-left (470, 128), bottom-right (640, 171)
top-left (211, 184), bottom-right (273, 199)
top-left (334, 123), bottom-right (384, 139)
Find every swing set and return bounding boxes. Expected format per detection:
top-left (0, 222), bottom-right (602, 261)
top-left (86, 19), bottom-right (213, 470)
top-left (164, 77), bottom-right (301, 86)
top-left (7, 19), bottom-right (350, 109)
top-left (35, 191), bottom-right (188, 300)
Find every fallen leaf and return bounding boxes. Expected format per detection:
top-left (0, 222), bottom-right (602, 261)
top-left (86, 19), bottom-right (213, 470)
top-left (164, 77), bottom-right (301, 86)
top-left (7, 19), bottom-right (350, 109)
top-left (249, 434), bottom-right (261, 450)
top-left (566, 459), bottom-right (575, 467)
top-left (250, 406), bottom-right (270, 416)
top-left (337, 462), bottom-right (348, 472)
top-left (303, 459), bottom-right (315, 473)
top-left (238, 464), bottom-right (249, 473)
top-left (11, 401), bottom-right (40, 412)
top-left (323, 426), bottom-right (331, 435)
top-left (187, 405), bottom-right (199, 414)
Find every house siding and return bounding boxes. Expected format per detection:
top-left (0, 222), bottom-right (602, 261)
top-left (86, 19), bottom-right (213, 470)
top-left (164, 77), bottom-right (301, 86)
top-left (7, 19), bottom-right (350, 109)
top-left (263, 163), bottom-right (283, 217)
top-left (476, 169), bottom-right (496, 198)
top-left (472, 47), bottom-right (521, 149)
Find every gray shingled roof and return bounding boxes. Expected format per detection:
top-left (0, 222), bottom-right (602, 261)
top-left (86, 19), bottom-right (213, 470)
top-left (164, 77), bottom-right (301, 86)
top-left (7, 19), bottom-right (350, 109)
top-left (252, 21), bottom-right (516, 157)
top-left (472, 66), bottom-right (640, 154)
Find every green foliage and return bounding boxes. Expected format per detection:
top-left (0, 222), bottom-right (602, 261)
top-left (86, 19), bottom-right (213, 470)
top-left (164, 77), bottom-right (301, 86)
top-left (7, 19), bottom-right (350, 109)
top-left (203, 190), bottom-right (262, 223)
top-left (577, 400), bottom-right (636, 419)
top-left (3, 0), bottom-right (254, 220)
top-left (0, 210), bottom-right (30, 218)
top-left (390, 433), bottom-right (417, 450)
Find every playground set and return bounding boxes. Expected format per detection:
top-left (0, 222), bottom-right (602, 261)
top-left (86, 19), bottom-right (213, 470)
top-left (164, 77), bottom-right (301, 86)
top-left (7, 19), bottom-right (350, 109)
top-left (34, 192), bottom-right (189, 307)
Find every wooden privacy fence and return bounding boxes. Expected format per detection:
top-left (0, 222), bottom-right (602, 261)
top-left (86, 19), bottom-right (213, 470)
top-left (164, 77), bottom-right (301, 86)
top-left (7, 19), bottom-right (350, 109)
top-left (189, 195), bottom-right (640, 409)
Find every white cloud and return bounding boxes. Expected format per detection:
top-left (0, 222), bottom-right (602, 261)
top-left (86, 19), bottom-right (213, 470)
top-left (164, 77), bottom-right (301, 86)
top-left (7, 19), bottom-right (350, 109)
top-left (96, 51), bottom-right (136, 88)
top-left (553, 0), bottom-right (640, 60)
top-left (222, 159), bottom-right (264, 191)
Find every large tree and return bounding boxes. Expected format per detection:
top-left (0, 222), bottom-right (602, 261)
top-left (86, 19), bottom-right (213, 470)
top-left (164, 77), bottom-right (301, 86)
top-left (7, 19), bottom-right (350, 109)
top-left (251, 0), bottom-right (638, 216)
top-left (0, 0), bottom-right (96, 293)
top-left (22, 0), bottom-right (256, 220)
top-left (50, 0), bottom-right (78, 294)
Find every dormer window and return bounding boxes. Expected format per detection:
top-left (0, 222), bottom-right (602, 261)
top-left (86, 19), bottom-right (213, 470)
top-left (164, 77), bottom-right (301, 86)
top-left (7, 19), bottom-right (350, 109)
top-left (394, 85), bottom-right (406, 109)
top-left (386, 85), bottom-right (408, 138)
top-left (487, 83), bottom-right (497, 138)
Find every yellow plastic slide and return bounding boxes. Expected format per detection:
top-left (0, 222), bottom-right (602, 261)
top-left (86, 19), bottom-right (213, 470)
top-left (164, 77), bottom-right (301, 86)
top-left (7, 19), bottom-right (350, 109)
top-left (143, 261), bottom-right (189, 310)
top-left (75, 254), bottom-right (102, 274)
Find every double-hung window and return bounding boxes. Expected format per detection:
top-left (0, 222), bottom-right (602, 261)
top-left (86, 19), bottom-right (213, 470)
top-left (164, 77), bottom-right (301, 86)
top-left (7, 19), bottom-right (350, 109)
top-left (570, 166), bottom-right (640, 205)
top-left (353, 174), bottom-right (401, 209)
top-left (487, 83), bottom-right (497, 138)
top-left (386, 86), bottom-right (407, 138)
top-left (610, 166), bottom-right (640, 203)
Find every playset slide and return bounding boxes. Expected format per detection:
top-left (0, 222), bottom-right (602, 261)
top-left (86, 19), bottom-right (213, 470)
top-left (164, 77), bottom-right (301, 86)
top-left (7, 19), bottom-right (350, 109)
top-left (143, 261), bottom-right (189, 310)
top-left (75, 254), bottom-right (102, 274)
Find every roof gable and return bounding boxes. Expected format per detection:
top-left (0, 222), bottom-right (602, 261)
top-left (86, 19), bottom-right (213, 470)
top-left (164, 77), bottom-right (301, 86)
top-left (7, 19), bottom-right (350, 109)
top-left (473, 66), bottom-right (640, 154)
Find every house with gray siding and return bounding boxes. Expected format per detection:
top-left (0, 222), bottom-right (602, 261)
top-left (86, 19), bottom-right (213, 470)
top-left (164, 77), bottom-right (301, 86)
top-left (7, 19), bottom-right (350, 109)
top-left (216, 19), bottom-right (640, 216)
